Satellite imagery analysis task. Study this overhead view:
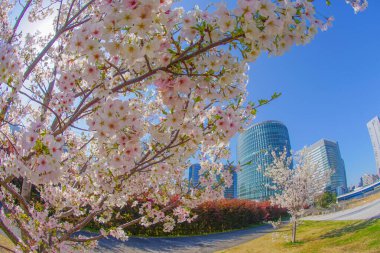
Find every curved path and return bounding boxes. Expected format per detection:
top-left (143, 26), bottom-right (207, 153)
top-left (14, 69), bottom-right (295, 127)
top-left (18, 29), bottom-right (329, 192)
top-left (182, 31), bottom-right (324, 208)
top-left (304, 197), bottom-right (380, 221)
top-left (93, 224), bottom-right (273, 253)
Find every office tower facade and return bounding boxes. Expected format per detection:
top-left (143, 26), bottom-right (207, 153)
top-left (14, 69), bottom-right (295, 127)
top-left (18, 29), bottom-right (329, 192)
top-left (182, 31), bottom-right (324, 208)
top-left (367, 116), bottom-right (380, 177)
top-left (362, 173), bottom-right (379, 186)
top-left (307, 139), bottom-right (347, 195)
top-left (237, 120), bottom-right (291, 200)
top-left (188, 163), bottom-right (201, 187)
top-left (188, 164), bottom-right (237, 198)
top-left (224, 171), bottom-right (237, 199)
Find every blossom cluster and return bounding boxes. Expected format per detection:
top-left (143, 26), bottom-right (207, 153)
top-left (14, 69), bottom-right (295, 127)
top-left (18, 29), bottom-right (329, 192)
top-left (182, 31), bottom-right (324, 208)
top-left (0, 42), bottom-right (21, 109)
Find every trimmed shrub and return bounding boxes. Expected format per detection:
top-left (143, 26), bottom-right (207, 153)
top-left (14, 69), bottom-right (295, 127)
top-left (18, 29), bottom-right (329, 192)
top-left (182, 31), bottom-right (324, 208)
top-left (86, 199), bottom-right (287, 236)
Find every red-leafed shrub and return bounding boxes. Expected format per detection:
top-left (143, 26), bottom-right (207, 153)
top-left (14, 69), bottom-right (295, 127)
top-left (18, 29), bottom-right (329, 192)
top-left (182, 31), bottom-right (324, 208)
top-left (189, 199), bottom-right (287, 233)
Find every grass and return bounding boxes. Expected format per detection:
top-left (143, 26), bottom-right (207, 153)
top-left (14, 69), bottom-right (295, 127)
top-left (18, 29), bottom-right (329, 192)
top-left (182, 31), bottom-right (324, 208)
top-left (218, 219), bottom-right (380, 253)
top-left (0, 233), bottom-right (14, 252)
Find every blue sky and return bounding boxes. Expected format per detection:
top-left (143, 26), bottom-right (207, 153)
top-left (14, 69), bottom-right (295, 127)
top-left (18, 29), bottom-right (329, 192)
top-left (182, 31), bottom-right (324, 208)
top-left (181, 0), bottom-right (380, 186)
top-left (15, 1), bottom-right (378, 186)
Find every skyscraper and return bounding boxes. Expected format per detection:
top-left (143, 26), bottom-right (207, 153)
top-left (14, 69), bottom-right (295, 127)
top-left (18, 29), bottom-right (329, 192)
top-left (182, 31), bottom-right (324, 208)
top-left (188, 163), bottom-right (201, 187)
top-left (224, 170), bottom-right (237, 199)
top-left (187, 163), bottom-right (238, 198)
top-left (307, 139), bottom-right (347, 195)
top-left (237, 120), bottom-right (291, 200)
top-left (362, 173), bottom-right (379, 186)
top-left (367, 116), bottom-right (380, 177)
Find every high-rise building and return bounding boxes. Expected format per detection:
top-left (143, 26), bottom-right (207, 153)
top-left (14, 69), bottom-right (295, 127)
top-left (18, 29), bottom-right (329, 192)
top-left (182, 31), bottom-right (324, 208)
top-left (358, 177), bottom-right (364, 188)
top-left (362, 173), bottom-right (379, 186)
top-left (367, 116), bottom-right (380, 177)
top-left (224, 170), bottom-right (237, 199)
top-left (188, 163), bottom-right (201, 187)
top-left (187, 163), bottom-right (238, 198)
top-left (237, 120), bottom-right (291, 200)
top-left (307, 139), bottom-right (347, 195)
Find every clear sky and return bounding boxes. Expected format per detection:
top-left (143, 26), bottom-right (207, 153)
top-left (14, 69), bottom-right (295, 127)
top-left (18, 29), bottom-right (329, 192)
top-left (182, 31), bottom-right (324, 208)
top-left (181, 0), bottom-right (380, 186)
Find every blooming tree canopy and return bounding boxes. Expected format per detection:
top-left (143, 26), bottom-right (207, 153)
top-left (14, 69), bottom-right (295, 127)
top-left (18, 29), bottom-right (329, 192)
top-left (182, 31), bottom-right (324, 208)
top-left (264, 148), bottom-right (331, 242)
top-left (0, 0), bottom-right (366, 252)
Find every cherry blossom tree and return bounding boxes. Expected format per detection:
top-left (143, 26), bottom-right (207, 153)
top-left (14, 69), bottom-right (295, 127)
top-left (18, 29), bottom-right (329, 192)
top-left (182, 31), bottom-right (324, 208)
top-left (264, 148), bottom-right (331, 243)
top-left (0, 0), bottom-right (366, 252)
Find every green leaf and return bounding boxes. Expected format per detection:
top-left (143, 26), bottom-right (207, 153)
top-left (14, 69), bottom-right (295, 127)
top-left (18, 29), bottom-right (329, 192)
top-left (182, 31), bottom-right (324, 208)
top-left (193, 96), bottom-right (202, 103)
top-left (259, 99), bottom-right (268, 106)
top-left (271, 92), bottom-right (282, 100)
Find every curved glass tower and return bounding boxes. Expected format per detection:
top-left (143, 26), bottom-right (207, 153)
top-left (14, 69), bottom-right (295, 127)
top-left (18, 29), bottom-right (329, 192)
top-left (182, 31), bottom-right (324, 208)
top-left (237, 120), bottom-right (291, 200)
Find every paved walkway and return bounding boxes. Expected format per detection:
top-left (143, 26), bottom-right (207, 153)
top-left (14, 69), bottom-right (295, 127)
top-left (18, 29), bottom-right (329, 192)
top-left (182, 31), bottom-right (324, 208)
top-left (93, 224), bottom-right (273, 253)
top-left (304, 197), bottom-right (380, 221)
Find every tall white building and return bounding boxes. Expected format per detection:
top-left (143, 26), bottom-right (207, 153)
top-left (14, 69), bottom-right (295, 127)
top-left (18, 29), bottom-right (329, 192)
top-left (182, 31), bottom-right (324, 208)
top-left (362, 173), bottom-right (379, 186)
top-left (307, 139), bottom-right (347, 195)
top-left (367, 116), bottom-right (380, 177)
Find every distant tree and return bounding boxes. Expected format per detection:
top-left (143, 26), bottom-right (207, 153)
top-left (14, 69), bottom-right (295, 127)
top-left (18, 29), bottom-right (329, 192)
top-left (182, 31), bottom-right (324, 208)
top-left (264, 148), bottom-right (330, 243)
top-left (316, 192), bottom-right (337, 209)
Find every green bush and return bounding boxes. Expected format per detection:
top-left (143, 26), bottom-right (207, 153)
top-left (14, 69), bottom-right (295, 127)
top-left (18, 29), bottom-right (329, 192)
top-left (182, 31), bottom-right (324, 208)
top-left (315, 192), bottom-right (337, 209)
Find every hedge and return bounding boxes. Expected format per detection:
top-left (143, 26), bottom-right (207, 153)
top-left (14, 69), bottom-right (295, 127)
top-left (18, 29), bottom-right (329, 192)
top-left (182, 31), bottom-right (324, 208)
top-left (86, 198), bottom-right (287, 236)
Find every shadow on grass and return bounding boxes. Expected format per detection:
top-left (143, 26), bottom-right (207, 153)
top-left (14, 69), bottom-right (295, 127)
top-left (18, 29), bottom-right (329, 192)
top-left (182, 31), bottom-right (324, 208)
top-left (284, 241), bottom-right (305, 247)
top-left (320, 219), bottom-right (377, 239)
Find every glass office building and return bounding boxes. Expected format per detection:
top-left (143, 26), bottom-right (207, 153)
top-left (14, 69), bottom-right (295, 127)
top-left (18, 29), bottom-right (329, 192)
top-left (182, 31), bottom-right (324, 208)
top-left (307, 139), bottom-right (347, 195)
top-left (188, 164), bottom-right (237, 198)
top-left (188, 163), bottom-right (201, 187)
top-left (224, 170), bottom-right (237, 199)
top-left (237, 120), bottom-right (291, 200)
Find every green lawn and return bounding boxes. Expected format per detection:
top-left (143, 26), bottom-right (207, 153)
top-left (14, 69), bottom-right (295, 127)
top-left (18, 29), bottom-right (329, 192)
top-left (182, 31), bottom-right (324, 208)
top-left (218, 219), bottom-right (380, 253)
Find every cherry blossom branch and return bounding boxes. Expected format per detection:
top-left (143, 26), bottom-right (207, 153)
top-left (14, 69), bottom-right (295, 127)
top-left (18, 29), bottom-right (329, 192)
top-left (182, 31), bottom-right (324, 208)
top-left (7, 0), bottom-right (32, 43)
top-left (18, 90), bottom-right (63, 129)
top-left (53, 34), bottom-right (244, 137)
top-left (65, 0), bottom-right (77, 25)
top-left (51, 83), bottom-right (97, 132)
top-left (144, 55), bottom-right (152, 71)
top-left (137, 130), bottom-right (180, 166)
top-left (40, 67), bottom-right (57, 123)
top-left (0, 130), bottom-right (19, 156)
top-left (56, 0), bottom-right (64, 32)
top-left (61, 137), bottom-right (94, 164)
top-left (137, 154), bottom-right (175, 173)
top-left (68, 198), bottom-right (181, 242)
top-left (0, 181), bottom-right (31, 217)
top-left (23, 0), bottom-right (95, 81)
top-left (58, 196), bottom-right (107, 242)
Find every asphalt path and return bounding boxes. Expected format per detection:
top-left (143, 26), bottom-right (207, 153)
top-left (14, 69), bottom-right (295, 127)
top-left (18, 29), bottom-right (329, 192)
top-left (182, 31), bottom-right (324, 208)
top-left (93, 224), bottom-right (273, 253)
top-left (304, 197), bottom-right (380, 221)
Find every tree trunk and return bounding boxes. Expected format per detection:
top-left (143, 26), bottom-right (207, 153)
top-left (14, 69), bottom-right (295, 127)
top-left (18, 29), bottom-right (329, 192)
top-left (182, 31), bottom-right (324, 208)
top-left (21, 177), bottom-right (32, 243)
top-left (291, 220), bottom-right (297, 243)
top-left (21, 177), bottom-right (32, 201)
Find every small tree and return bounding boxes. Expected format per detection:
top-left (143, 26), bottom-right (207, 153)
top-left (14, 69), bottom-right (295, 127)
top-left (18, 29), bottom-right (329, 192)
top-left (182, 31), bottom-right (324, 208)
top-left (264, 148), bottom-right (330, 243)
